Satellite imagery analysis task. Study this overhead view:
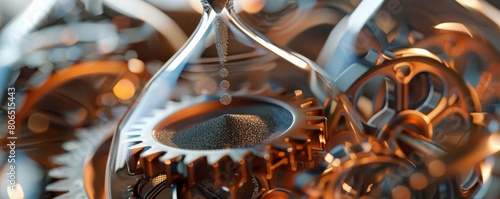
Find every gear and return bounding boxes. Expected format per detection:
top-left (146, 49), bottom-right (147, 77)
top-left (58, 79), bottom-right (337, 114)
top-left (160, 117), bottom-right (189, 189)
top-left (46, 120), bottom-right (117, 199)
top-left (330, 48), bottom-right (490, 198)
top-left (124, 87), bottom-right (326, 197)
top-left (297, 136), bottom-right (419, 199)
top-left (1, 60), bottom-right (141, 167)
top-left (337, 48), bottom-right (481, 149)
top-left (297, 120), bottom-right (500, 199)
top-left (0, 59), bottom-right (147, 198)
top-left (412, 31), bottom-right (500, 115)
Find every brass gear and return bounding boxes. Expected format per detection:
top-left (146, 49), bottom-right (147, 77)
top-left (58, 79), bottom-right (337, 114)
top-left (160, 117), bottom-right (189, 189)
top-left (124, 87), bottom-right (326, 198)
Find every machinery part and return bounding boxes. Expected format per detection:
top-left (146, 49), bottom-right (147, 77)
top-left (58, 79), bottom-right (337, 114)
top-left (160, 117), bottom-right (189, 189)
top-left (0, 0), bottom-right (60, 99)
top-left (0, 0), bottom-right (177, 103)
top-left (323, 1), bottom-right (500, 197)
top-left (107, 0), bottom-right (351, 197)
top-left (46, 120), bottom-right (118, 199)
top-left (341, 49), bottom-right (481, 150)
top-left (316, 0), bottom-right (383, 75)
top-left (329, 48), bottom-right (489, 198)
top-left (103, 0), bottom-right (188, 50)
top-left (125, 87), bottom-right (325, 198)
top-left (297, 122), bottom-right (500, 199)
top-left (297, 137), bottom-right (422, 199)
top-left (413, 31), bottom-right (500, 113)
top-left (239, 0), bottom-right (349, 51)
top-left (0, 60), bottom-right (143, 167)
top-left (1, 59), bottom-right (145, 198)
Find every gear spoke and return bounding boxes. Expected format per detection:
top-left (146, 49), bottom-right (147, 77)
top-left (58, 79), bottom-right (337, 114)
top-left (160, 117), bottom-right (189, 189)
top-left (428, 105), bottom-right (467, 126)
top-left (398, 133), bottom-right (446, 156)
top-left (395, 77), bottom-right (410, 112)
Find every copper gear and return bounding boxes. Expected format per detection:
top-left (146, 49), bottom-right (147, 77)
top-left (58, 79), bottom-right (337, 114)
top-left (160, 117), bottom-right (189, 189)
top-left (124, 87), bottom-right (326, 198)
top-left (349, 9), bottom-right (500, 197)
top-left (297, 136), bottom-right (418, 199)
top-left (412, 24), bottom-right (500, 199)
top-left (333, 48), bottom-right (486, 198)
top-left (342, 48), bottom-right (481, 145)
top-left (412, 31), bottom-right (500, 109)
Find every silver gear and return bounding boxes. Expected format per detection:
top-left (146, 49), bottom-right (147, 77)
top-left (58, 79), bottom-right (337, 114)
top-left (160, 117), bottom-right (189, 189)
top-left (330, 48), bottom-right (496, 198)
top-left (46, 120), bottom-right (118, 199)
top-left (124, 87), bottom-right (326, 197)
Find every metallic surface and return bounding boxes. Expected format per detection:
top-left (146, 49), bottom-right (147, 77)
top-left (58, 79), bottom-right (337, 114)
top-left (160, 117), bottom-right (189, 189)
top-left (1, 0), bottom-right (500, 198)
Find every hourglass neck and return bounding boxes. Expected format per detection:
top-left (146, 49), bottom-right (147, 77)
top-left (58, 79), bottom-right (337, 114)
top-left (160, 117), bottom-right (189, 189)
top-left (205, 0), bottom-right (230, 14)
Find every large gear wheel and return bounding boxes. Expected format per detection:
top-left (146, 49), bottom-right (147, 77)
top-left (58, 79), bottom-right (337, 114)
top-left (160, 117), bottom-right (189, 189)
top-left (46, 121), bottom-right (117, 199)
top-left (328, 48), bottom-right (491, 198)
top-left (124, 87), bottom-right (326, 198)
top-left (338, 48), bottom-right (481, 150)
top-left (1, 60), bottom-right (143, 167)
top-left (412, 31), bottom-right (500, 114)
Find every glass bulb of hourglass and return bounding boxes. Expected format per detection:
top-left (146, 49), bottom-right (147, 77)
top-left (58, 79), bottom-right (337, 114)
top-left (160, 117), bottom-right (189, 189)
top-left (105, 0), bottom-right (361, 198)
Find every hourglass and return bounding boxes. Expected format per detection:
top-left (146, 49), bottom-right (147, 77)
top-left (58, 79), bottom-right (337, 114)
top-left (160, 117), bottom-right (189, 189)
top-left (105, 0), bottom-right (363, 198)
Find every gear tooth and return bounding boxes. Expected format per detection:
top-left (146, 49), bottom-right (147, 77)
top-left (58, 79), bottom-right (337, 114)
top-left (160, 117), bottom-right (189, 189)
top-left (46, 179), bottom-right (73, 192)
top-left (60, 190), bottom-right (86, 199)
top-left (303, 124), bottom-right (322, 131)
top-left (269, 141), bottom-right (293, 152)
top-left (51, 153), bottom-right (73, 166)
top-left (126, 130), bottom-right (143, 136)
top-left (48, 166), bottom-right (73, 178)
top-left (290, 90), bottom-right (306, 102)
top-left (125, 137), bottom-right (143, 143)
top-left (131, 122), bottom-right (147, 130)
top-left (129, 142), bottom-right (148, 150)
top-left (160, 151), bottom-right (184, 162)
top-left (301, 123), bottom-right (325, 151)
top-left (227, 150), bottom-right (250, 162)
top-left (306, 115), bottom-right (326, 122)
top-left (297, 98), bottom-right (316, 108)
top-left (138, 117), bottom-right (152, 124)
top-left (293, 89), bottom-right (304, 98)
top-left (140, 152), bottom-right (165, 178)
top-left (303, 105), bottom-right (324, 113)
top-left (152, 108), bottom-right (167, 116)
top-left (140, 147), bottom-right (162, 157)
top-left (53, 193), bottom-right (73, 199)
top-left (288, 133), bottom-right (310, 143)
top-left (183, 153), bottom-right (204, 165)
top-left (206, 153), bottom-right (226, 165)
top-left (61, 140), bottom-right (82, 151)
